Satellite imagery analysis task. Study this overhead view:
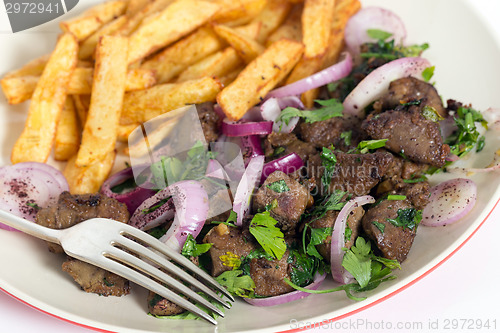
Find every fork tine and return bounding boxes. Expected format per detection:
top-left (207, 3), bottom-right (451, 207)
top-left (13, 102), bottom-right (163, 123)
top-left (120, 224), bottom-right (235, 301)
top-left (104, 246), bottom-right (226, 318)
top-left (88, 253), bottom-right (219, 325)
top-left (115, 235), bottom-right (231, 309)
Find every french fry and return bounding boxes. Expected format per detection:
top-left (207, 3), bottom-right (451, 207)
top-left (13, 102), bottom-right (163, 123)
top-left (127, 0), bottom-right (220, 64)
top-left (233, 22), bottom-right (262, 40)
top-left (64, 152), bottom-right (116, 194)
top-left (121, 76), bottom-right (223, 124)
top-left (116, 0), bottom-right (174, 36)
top-left (59, 0), bottom-right (128, 41)
top-left (176, 47), bottom-right (242, 82)
top-left (213, 25), bottom-right (265, 64)
top-left (54, 98), bottom-right (81, 161)
top-left (3, 68), bottom-right (156, 104)
top-left (11, 34), bottom-right (78, 164)
top-left (2, 54), bottom-right (50, 79)
top-left (126, 0), bottom-right (151, 16)
top-left (217, 39), bottom-right (304, 120)
top-left (76, 36), bottom-right (129, 167)
top-left (72, 95), bottom-right (90, 126)
top-left (117, 123), bottom-right (140, 143)
top-left (218, 65), bottom-right (245, 86)
top-left (140, 26), bottom-right (224, 84)
top-left (266, 3), bottom-right (303, 45)
top-left (211, 0), bottom-right (267, 25)
top-left (235, 0), bottom-right (292, 43)
top-left (78, 15), bottom-right (128, 60)
top-left (285, 0), bottom-right (336, 108)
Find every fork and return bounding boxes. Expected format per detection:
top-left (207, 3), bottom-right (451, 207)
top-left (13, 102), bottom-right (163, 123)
top-left (0, 209), bottom-right (234, 325)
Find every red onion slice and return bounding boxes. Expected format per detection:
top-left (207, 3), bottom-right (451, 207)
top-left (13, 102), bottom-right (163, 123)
top-left (345, 7), bottom-right (407, 55)
top-left (221, 119), bottom-right (273, 137)
top-left (483, 108), bottom-right (500, 130)
top-left (448, 154), bottom-right (500, 174)
top-left (266, 52), bottom-right (353, 99)
top-left (422, 178), bottom-right (477, 227)
top-left (244, 273), bottom-right (326, 307)
top-left (0, 164), bottom-right (68, 229)
top-left (233, 155), bottom-right (265, 226)
top-left (260, 96), bottom-right (304, 133)
top-left (101, 167), bottom-right (156, 215)
top-left (129, 194), bottom-right (175, 231)
top-left (159, 180), bottom-right (209, 252)
top-left (343, 57), bottom-right (432, 117)
top-left (14, 162), bottom-right (69, 190)
top-left (241, 135), bottom-right (264, 162)
top-left (205, 159), bottom-right (230, 180)
top-left (331, 195), bottom-right (375, 284)
top-left (261, 153), bottom-right (304, 183)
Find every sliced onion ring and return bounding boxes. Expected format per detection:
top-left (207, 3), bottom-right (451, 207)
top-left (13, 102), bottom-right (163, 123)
top-left (261, 153), bottom-right (304, 183)
top-left (260, 96), bottom-right (304, 133)
top-left (244, 273), bottom-right (326, 307)
top-left (343, 57), bottom-right (432, 117)
top-left (221, 119), bottom-right (273, 137)
top-left (266, 52), bottom-right (353, 99)
top-left (448, 154), bottom-right (500, 174)
top-left (101, 167), bottom-right (156, 215)
top-left (422, 178), bottom-right (477, 227)
top-left (159, 180), bottom-right (209, 252)
top-left (345, 7), bottom-right (407, 55)
top-left (233, 156), bottom-right (264, 226)
top-left (331, 195), bottom-right (375, 284)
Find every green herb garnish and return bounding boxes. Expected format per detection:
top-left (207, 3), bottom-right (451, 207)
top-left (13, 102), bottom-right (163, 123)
top-left (276, 98), bottom-right (343, 126)
top-left (266, 179), bottom-right (290, 193)
top-left (422, 106), bottom-right (444, 122)
top-left (445, 107), bottom-right (488, 158)
top-left (320, 146), bottom-right (337, 188)
top-left (181, 234), bottom-right (212, 258)
top-left (215, 270), bottom-right (255, 298)
top-left (387, 195), bottom-right (406, 201)
top-left (421, 66), bottom-right (435, 82)
top-left (372, 221), bottom-right (386, 233)
top-left (386, 208), bottom-right (422, 230)
top-left (356, 139), bottom-right (388, 154)
top-left (248, 212), bottom-right (286, 260)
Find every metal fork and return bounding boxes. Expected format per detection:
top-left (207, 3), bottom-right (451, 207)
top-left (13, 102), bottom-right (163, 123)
top-left (0, 209), bottom-right (234, 325)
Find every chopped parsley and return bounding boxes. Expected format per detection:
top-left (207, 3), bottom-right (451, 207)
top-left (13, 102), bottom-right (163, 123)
top-left (445, 107), bottom-right (488, 157)
top-left (387, 208), bottom-right (422, 230)
top-left (26, 202), bottom-right (41, 210)
top-left (366, 28), bottom-right (394, 41)
top-left (340, 130), bottom-right (352, 146)
top-left (276, 98), bottom-right (343, 126)
top-left (360, 30), bottom-right (429, 61)
top-left (320, 146), bottom-right (337, 188)
top-left (372, 221), bottom-right (386, 233)
top-left (387, 195), bottom-right (406, 201)
top-left (304, 227), bottom-right (332, 260)
top-left (181, 234), bottom-right (212, 258)
top-left (421, 66), bottom-right (435, 82)
top-left (141, 197), bottom-right (170, 214)
top-left (355, 139), bottom-right (388, 154)
top-left (266, 179), bottom-right (290, 193)
top-left (287, 249), bottom-right (324, 287)
top-left (403, 176), bottom-right (427, 184)
top-left (211, 210), bottom-right (238, 227)
top-left (248, 211), bottom-right (286, 260)
top-left (215, 270), bottom-right (255, 298)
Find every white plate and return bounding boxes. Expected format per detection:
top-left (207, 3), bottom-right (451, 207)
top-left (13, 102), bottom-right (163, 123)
top-left (1, 0), bottom-right (500, 332)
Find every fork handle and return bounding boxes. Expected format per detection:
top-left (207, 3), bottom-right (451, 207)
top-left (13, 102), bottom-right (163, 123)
top-left (0, 209), bottom-right (61, 244)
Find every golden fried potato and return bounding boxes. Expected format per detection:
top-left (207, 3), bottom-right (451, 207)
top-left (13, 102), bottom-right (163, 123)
top-left (76, 36), bottom-right (129, 167)
top-left (140, 26), bottom-right (224, 84)
top-left (121, 77), bottom-right (223, 124)
top-left (0, 76), bottom-right (38, 104)
top-left (59, 0), bottom-right (128, 41)
top-left (211, 0), bottom-right (267, 25)
top-left (127, 0), bottom-right (220, 64)
top-left (116, 0), bottom-right (174, 36)
top-left (78, 16), bottom-right (128, 60)
top-left (72, 94), bottom-right (90, 126)
top-left (117, 123), bottom-right (140, 143)
top-left (301, 0), bottom-right (336, 58)
top-left (54, 98), bottom-right (81, 161)
top-left (11, 34), bottom-right (78, 164)
top-left (236, 0), bottom-right (292, 43)
top-left (64, 152), bottom-right (116, 194)
top-left (213, 25), bottom-right (265, 64)
top-left (176, 47), bottom-right (242, 82)
top-left (217, 39), bottom-right (304, 120)
top-left (266, 3), bottom-right (303, 45)
top-left (126, 0), bottom-right (151, 16)
top-left (2, 54), bottom-right (50, 79)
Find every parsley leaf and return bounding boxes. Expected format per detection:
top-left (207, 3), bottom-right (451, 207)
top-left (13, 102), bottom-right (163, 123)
top-left (366, 29), bottom-right (393, 41)
top-left (215, 270), bottom-right (255, 298)
top-left (387, 208), bottom-right (422, 230)
top-left (249, 212), bottom-right (287, 260)
top-left (211, 210), bottom-right (238, 227)
top-left (266, 179), bottom-right (290, 193)
top-left (287, 249), bottom-right (322, 286)
top-left (445, 107), bottom-right (488, 158)
top-left (305, 227), bottom-right (333, 259)
top-left (320, 146), bottom-right (337, 189)
top-left (372, 221), bottom-right (385, 233)
top-left (276, 98), bottom-right (343, 126)
top-left (356, 139), bottom-right (388, 154)
top-left (181, 234), bottom-right (212, 258)
top-left (340, 131), bottom-right (352, 146)
top-left (342, 237), bottom-right (372, 288)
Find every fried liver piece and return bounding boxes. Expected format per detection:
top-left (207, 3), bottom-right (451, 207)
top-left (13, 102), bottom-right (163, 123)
top-left (249, 250), bottom-right (294, 297)
top-left (62, 257), bottom-right (130, 296)
top-left (36, 192), bottom-right (130, 296)
top-left (309, 206), bottom-right (365, 263)
top-left (204, 224), bottom-right (257, 277)
top-left (328, 151), bottom-right (394, 196)
top-left (196, 102), bottom-right (221, 143)
top-left (362, 107), bottom-right (450, 167)
top-left (362, 199), bottom-right (417, 263)
top-left (253, 171), bottom-right (313, 234)
top-left (373, 77), bottom-right (447, 118)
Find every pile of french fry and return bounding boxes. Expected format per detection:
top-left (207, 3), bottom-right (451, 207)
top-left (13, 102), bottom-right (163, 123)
top-left (1, 0), bottom-right (360, 194)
